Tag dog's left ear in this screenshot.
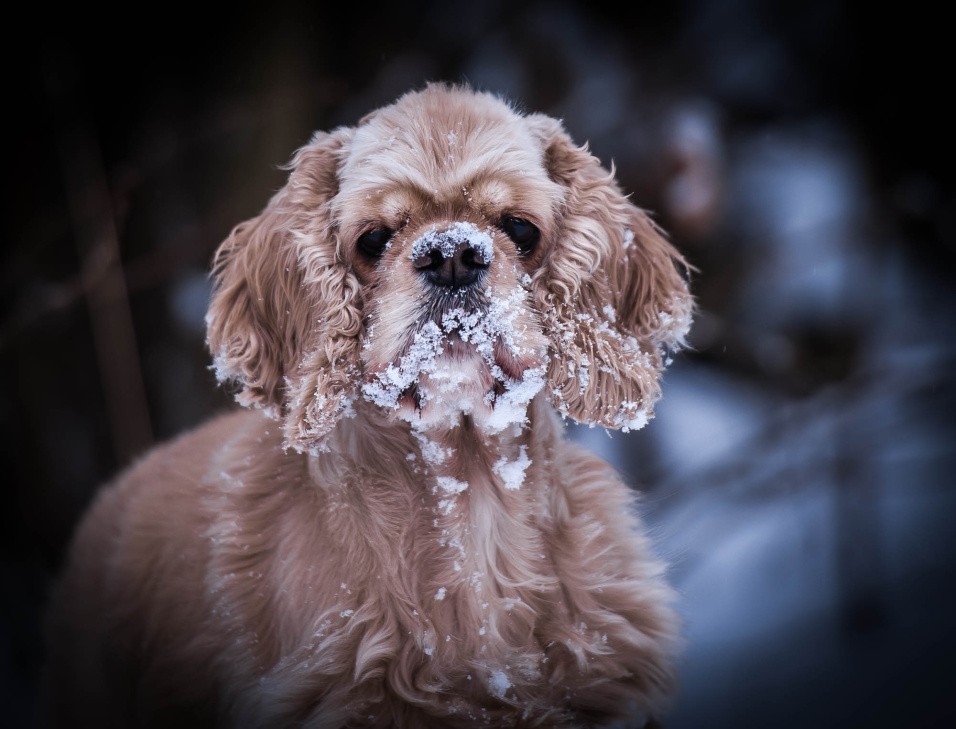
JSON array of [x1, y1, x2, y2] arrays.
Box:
[[206, 128, 365, 453], [526, 114, 694, 431]]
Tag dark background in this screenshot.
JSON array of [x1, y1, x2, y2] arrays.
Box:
[[3, 1, 954, 726]]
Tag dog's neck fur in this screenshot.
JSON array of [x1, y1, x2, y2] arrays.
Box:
[[299, 395, 563, 680], [308, 394, 560, 581]]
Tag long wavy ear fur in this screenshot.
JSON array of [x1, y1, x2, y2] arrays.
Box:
[[205, 128, 364, 452], [527, 114, 694, 430]]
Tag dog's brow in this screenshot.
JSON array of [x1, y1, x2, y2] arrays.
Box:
[[374, 181, 466, 211], [466, 177, 512, 208], [371, 173, 514, 215], [376, 177, 438, 206], [378, 189, 419, 218]]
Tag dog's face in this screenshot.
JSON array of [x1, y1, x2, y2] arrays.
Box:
[[207, 85, 693, 452]]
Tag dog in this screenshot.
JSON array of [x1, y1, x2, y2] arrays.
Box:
[[45, 83, 693, 728]]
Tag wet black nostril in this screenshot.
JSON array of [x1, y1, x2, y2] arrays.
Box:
[[416, 241, 488, 288], [440, 264, 481, 288], [460, 247, 481, 270]]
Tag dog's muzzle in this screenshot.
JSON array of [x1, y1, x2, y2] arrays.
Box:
[[410, 222, 493, 289]]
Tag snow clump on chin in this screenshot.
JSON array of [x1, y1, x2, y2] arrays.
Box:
[[360, 277, 546, 433]]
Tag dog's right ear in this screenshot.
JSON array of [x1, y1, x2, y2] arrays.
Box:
[[525, 114, 694, 432], [206, 128, 364, 451]]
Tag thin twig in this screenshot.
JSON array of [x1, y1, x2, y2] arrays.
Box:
[[46, 63, 153, 464]]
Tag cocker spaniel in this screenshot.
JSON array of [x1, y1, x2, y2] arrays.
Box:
[[46, 84, 694, 728]]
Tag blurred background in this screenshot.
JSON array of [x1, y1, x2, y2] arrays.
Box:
[[3, 1, 954, 726]]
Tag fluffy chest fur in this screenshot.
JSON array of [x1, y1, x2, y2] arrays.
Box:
[[196, 403, 673, 728]]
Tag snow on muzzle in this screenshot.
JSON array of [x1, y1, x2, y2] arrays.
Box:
[[410, 222, 494, 289]]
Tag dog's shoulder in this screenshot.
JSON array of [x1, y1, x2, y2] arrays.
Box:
[[67, 408, 284, 567], [111, 409, 274, 490]]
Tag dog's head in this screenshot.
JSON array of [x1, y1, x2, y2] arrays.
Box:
[[206, 84, 693, 452]]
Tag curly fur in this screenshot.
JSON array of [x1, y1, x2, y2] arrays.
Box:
[[46, 84, 693, 728]]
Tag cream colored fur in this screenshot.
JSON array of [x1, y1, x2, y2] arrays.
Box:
[[46, 84, 693, 728]]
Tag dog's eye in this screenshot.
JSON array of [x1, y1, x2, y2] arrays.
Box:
[[500, 216, 540, 255], [357, 228, 393, 259]]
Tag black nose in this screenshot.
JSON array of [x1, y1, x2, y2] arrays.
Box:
[[413, 240, 489, 288]]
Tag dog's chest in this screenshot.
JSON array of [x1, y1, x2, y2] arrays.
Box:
[[317, 579, 569, 723], [274, 505, 567, 715]]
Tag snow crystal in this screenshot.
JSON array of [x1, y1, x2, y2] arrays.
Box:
[[656, 298, 693, 348], [492, 445, 532, 490], [409, 222, 494, 265], [625, 411, 649, 432], [339, 609, 354, 618], [478, 626, 486, 636], [623, 228, 636, 250], [362, 320, 445, 411], [434, 476, 468, 515], [437, 476, 469, 495], [577, 354, 591, 392], [614, 405, 650, 433], [424, 647, 434, 656], [437, 498, 457, 516], [488, 670, 511, 698], [481, 363, 546, 433], [413, 428, 453, 465], [434, 587, 447, 601]]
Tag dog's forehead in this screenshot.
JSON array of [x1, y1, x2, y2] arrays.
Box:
[[337, 89, 548, 204]]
